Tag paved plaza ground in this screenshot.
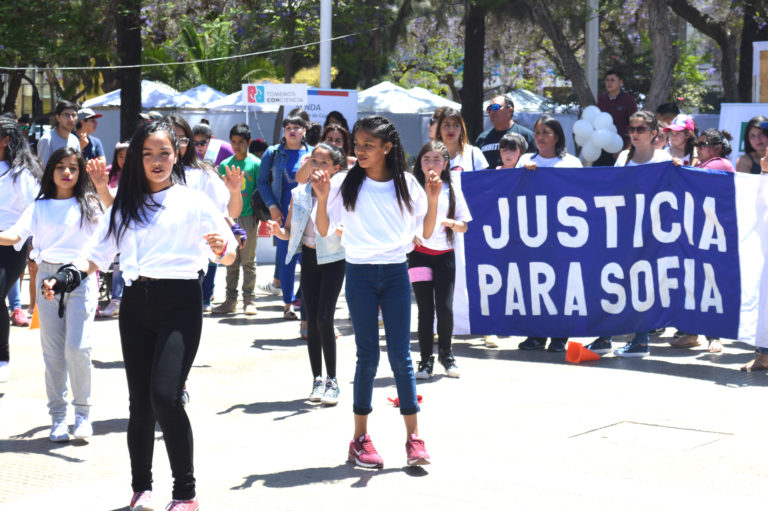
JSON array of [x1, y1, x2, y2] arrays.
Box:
[[2, 261, 768, 510]]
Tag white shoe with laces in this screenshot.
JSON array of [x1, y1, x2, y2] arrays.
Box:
[[309, 376, 325, 402], [73, 414, 93, 441], [100, 298, 121, 317], [49, 420, 70, 442]]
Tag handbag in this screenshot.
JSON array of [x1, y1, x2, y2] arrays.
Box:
[[251, 188, 271, 222]]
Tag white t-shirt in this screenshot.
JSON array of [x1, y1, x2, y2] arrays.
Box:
[[318, 172, 428, 264], [85, 185, 236, 285], [8, 197, 101, 263], [516, 152, 583, 168], [662, 146, 694, 166], [615, 149, 672, 167], [419, 181, 472, 251], [184, 166, 230, 215], [449, 145, 488, 172], [0, 162, 39, 231]]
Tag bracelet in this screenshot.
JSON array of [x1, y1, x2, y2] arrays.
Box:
[[215, 241, 228, 261]]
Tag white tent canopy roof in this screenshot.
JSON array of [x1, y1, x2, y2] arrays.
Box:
[[357, 81, 460, 114], [83, 80, 201, 109], [175, 85, 226, 108]]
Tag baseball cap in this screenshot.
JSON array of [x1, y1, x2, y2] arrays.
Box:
[[662, 114, 695, 132], [77, 108, 103, 121]]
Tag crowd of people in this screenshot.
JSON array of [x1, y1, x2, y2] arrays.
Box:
[[1, 69, 767, 510]]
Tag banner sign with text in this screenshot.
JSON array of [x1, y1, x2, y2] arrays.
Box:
[[457, 162, 767, 341], [242, 83, 308, 106]]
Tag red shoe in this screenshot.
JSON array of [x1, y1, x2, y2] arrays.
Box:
[[348, 434, 384, 468], [10, 308, 30, 327], [129, 490, 153, 510], [406, 434, 431, 466], [165, 497, 199, 511]]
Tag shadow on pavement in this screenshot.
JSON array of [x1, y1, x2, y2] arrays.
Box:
[[232, 463, 409, 489], [218, 398, 314, 421], [93, 359, 125, 370], [251, 337, 307, 350]]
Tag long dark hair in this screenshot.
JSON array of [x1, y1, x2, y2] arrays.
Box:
[[623, 110, 659, 165], [38, 147, 102, 226], [341, 116, 412, 214], [109, 141, 129, 183], [107, 121, 185, 244], [164, 114, 205, 171], [743, 115, 768, 154], [322, 123, 352, 158], [0, 117, 42, 182], [435, 108, 469, 155], [413, 141, 456, 245], [533, 115, 566, 158]]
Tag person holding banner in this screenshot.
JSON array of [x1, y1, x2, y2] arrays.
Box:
[[587, 110, 671, 358], [312, 115, 440, 468], [736, 116, 768, 174], [409, 141, 472, 379], [516, 115, 581, 353]]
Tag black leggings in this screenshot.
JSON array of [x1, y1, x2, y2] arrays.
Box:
[[0, 241, 29, 362], [119, 278, 202, 501], [408, 249, 456, 359], [300, 245, 345, 379]]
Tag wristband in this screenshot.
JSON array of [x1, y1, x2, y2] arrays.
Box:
[[215, 241, 229, 261], [230, 222, 247, 242]]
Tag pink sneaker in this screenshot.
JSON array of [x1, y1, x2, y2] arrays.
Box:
[[165, 497, 199, 511], [10, 308, 30, 327], [348, 434, 384, 468], [406, 434, 431, 466], [129, 490, 153, 510]]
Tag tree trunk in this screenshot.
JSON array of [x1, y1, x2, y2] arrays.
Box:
[[116, 0, 142, 141], [2, 71, 23, 114], [738, 0, 768, 101], [644, 0, 678, 111], [525, 0, 595, 107], [664, 0, 739, 101], [461, 1, 486, 143]]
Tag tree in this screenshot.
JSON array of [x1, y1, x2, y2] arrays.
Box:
[[116, 0, 142, 141], [462, 1, 487, 141], [644, 0, 679, 111]]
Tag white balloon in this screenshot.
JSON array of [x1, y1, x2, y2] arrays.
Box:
[[593, 112, 614, 129], [582, 105, 601, 123], [572, 119, 594, 138], [581, 141, 601, 162], [605, 133, 625, 154], [608, 124, 617, 133], [574, 132, 591, 146], [592, 128, 613, 150]]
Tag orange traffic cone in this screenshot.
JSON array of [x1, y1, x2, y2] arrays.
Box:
[[29, 305, 39, 330], [565, 341, 600, 363]]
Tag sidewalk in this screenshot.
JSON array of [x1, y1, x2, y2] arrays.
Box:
[[2, 263, 768, 510]]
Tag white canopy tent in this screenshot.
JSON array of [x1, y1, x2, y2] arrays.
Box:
[[174, 85, 226, 107]]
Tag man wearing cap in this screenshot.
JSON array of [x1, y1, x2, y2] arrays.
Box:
[[76, 108, 105, 161], [475, 94, 536, 168], [37, 100, 81, 167]]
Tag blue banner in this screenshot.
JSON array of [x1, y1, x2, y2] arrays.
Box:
[[461, 162, 741, 338]]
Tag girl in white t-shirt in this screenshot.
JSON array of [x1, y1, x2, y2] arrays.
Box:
[[586, 110, 671, 360], [42, 122, 236, 511], [409, 141, 472, 380], [0, 117, 41, 383], [436, 108, 488, 171], [0, 147, 103, 443], [312, 116, 441, 469]]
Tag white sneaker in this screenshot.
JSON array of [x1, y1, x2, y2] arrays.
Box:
[[101, 298, 121, 317], [0, 361, 9, 382], [73, 414, 93, 441], [258, 281, 281, 296], [484, 335, 499, 348], [50, 421, 70, 442], [309, 376, 325, 402]]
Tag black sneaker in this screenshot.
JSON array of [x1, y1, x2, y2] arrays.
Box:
[[547, 339, 568, 352], [518, 337, 547, 350], [438, 349, 460, 378], [649, 328, 666, 336], [415, 356, 434, 380], [585, 337, 612, 355]]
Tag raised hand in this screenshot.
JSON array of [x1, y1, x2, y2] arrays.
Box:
[[311, 169, 331, 200], [86, 157, 109, 189], [425, 170, 442, 200], [223, 165, 244, 193]]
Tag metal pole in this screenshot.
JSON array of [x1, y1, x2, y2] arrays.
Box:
[[320, 0, 332, 88], [585, 0, 599, 101]]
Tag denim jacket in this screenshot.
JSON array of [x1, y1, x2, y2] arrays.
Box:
[[256, 142, 311, 211], [286, 182, 345, 265]]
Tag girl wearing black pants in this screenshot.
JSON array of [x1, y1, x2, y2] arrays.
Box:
[[43, 121, 236, 511], [0, 117, 42, 382], [269, 143, 347, 405], [409, 141, 472, 380]]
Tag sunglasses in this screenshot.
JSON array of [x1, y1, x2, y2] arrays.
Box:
[[178, 137, 189, 146], [192, 139, 210, 147], [696, 141, 712, 147], [627, 126, 649, 134], [486, 104, 504, 113]]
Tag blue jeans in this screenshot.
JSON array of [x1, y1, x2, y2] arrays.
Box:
[[275, 238, 300, 304], [201, 262, 217, 306], [345, 262, 419, 416], [7, 278, 21, 310], [112, 268, 124, 300]]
